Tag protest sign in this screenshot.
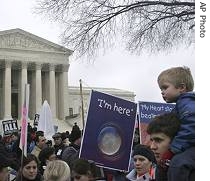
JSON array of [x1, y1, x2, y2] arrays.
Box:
[[80, 90, 137, 171], [138, 101, 175, 144], [2, 119, 18, 136], [33, 113, 39, 127]]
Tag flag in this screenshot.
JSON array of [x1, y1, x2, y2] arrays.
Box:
[[19, 84, 30, 156]]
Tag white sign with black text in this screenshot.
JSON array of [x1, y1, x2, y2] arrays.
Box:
[[2, 119, 19, 136]]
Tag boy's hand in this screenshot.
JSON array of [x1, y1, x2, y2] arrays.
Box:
[[160, 150, 174, 168]]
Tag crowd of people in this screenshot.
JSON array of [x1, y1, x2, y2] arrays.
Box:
[[0, 66, 195, 181]]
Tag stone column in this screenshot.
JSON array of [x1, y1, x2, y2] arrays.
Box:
[[59, 64, 69, 120], [20, 62, 28, 118], [49, 64, 56, 120], [35, 63, 42, 114], [4, 61, 12, 119]]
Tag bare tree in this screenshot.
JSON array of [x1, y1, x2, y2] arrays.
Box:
[[35, 0, 195, 59]]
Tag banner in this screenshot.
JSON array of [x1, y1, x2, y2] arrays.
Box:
[[2, 119, 18, 136], [19, 84, 30, 156], [80, 90, 137, 171], [138, 101, 175, 144]]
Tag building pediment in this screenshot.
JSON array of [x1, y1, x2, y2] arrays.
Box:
[[0, 28, 73, 55]]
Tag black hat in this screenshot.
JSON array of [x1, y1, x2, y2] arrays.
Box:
[[70, 127, 81, 143], [133, 144, 156, 163], [52, 132, 61, 139]]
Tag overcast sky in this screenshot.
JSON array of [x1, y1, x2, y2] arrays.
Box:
[[0, 0, 195, 102]]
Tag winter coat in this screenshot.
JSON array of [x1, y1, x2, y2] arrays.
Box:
[[61, 143, 80, 168], [171, 92, 195, 153], [126, 169, 155, 181]]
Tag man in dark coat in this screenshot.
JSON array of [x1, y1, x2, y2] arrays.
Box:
[[62, 123, 82, 168]]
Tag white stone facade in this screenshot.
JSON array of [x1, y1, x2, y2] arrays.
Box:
[[0, 28, 72, 121]]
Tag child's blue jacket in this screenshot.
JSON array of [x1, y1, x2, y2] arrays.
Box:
[[171, 92, 195, 153]]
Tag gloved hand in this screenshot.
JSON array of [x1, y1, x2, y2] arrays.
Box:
[[160, 150, 174, 168]]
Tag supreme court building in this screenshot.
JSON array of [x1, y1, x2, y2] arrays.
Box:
[[0, 29, 136, 132], [0, 28, 73, 121]]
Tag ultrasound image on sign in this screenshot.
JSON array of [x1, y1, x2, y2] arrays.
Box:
[[98, 125, 122, 156]]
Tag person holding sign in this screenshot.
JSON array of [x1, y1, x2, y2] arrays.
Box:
[[157, 66, 195, 181]]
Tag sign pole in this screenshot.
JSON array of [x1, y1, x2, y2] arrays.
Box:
[[79, 79, 85, 129]]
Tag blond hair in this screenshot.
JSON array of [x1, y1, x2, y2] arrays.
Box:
[[43, 160, 70, 181], [158, 66, 194, 91]]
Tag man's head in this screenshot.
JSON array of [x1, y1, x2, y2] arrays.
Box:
[[35, 134, 46, 149], [61, 132, 70, 146], [10, 131, 19, 142], [72, 158, 95, 181], [158, 66, 194, 103], [36, 130, 44, 137], [52, 133, 62, 146], [147, 113, 180, 162], [39, 147, 56, 165]]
